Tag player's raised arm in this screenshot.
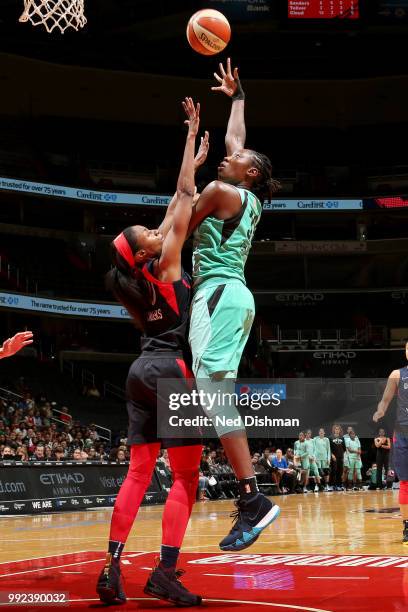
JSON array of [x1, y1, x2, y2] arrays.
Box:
[[212, 57, 246, 155], [158, 98, 201, 281], [373, 369, 400, 422], [157, 131, 209, 239]]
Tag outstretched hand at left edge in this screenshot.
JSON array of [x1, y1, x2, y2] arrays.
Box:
[[0, 331, 33, 359]]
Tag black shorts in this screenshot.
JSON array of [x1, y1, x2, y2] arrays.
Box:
[[126, 351, 201, 448]]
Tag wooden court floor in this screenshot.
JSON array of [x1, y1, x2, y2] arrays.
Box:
[[0, 490, 404, 562], [0, 491, 407, 611]]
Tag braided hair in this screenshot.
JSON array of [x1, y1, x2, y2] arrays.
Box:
[[105, 226, 149, 332], [248, 150, 281, 202]]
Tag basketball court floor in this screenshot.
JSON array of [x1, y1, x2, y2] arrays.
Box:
[[0, 491, 407, 610]]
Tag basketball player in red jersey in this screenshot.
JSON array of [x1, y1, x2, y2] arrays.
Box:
[[96, 98, 205, 607]]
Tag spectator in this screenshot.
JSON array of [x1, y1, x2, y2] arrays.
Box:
[[87, 447, 97, 461], [1, 445, 15, 460], [116, 449, 126, 462], [259, 448, 275, 474], [15, 445, 29, 461], [198, 472, 210, 501], [31, 445, 45, 461], [44, 446, 53, 460], [285, 448, 304, 493], [52, 446, 65, 462], [272, 448, 296, 494], [71, 448, 82, 461]]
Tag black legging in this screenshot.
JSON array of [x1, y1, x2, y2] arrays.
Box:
[[376, 447, 390, 488], [331, 457, 344, 487]]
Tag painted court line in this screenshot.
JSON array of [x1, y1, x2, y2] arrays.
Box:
[[205, 573, 254, 577], [0, 552, 148, 579], [0, 550, 89, 566], [0, 597, 333, 612], [308, 576, 369, 580]]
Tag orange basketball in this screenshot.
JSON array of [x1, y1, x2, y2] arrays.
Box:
[[186, 9, 231, 56]]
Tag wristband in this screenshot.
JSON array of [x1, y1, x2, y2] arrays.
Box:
[[232, 77, 245, 101]]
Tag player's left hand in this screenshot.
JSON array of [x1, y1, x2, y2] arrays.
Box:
[[194, 131, 210, 170], [212, 58, 239, 97], [1, 331, 33, 358], [182, 97, 200, 137]]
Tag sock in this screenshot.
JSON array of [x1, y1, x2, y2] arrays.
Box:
[[239, 476, 259, 500], [403, 520, 408, 531], [108, 540, 124, 563], [160, 544, 180, 569]]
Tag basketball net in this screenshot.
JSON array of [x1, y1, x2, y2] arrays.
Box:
[[19, 0, 87, 34]]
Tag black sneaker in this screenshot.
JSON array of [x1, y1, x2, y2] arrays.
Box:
[[96, 553, 126, 605], [219, 493, 280, 551], [144, 563, 202, 607], [403, 528, 408, 546]]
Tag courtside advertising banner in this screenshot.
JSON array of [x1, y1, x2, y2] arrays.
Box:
[[0, 463, 166, 514], [0, 292, 130, 320]]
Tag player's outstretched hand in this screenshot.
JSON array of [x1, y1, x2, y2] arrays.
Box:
[[194, 131, 210, 170], [0, 331, 33, 359], [212, 57, 239, 97], [182, 97, 200, 137]]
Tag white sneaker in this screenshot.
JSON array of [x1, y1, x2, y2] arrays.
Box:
[[314, 484, 319, 492]]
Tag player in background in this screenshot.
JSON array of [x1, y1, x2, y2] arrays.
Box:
[[294, 431, 311, 493], [0, 331, 33, 359], [373, 343, 408, 543], [305, 429, 322, 492], [314, 428, 331, 491], [344, 425, 362, 487], [96, 99, 204, 607], [344, 430, 362, 490], [184, 59, 281, 551]]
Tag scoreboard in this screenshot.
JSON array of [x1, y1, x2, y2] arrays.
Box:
[[288, 1, 359, 19]]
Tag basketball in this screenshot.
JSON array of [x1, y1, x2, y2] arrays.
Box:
[[186, 9, 231, 56]]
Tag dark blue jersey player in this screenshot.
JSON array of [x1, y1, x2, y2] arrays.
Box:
[[373, 340, 408, 545]]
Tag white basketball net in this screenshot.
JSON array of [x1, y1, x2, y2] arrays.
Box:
[[19, 0, 87, 34]]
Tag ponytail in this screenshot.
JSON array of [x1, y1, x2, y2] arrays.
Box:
[[249, 150, 281, 203], [106, 228, 149, 331]]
